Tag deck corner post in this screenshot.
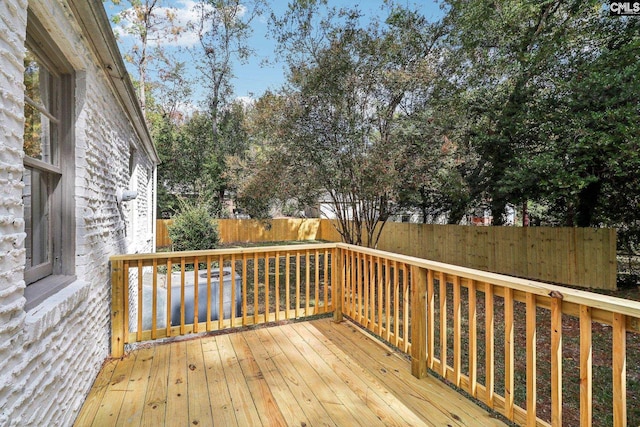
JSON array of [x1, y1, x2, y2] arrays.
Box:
[[333, 247, 344, 323], [111, 259, 126, 358], [410, 265, 428, 379]]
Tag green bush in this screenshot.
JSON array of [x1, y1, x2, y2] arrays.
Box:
[[168, 204, 220, 252]]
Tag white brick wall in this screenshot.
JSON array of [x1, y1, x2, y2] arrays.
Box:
[[0, 0, 156, 425]]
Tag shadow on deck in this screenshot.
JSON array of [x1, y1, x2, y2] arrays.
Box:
[[75, 318, 506, 426]]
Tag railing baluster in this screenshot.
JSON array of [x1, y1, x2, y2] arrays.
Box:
[[285, 252, 290, 320], [371, 256, 377, 330], [165, 259, 171, 337], [206, 256, 211, 331], [385, 258, 391, 342], [111, 259, 125, 358], [296, 252, 301, 318], [137, 259, 143, 342], [393, 260, 399, 348], [613, 313, 627, 427], [231, 254, 236, 327], [254, 253, 259, 324], [180, 257, 186, 335], [266, 253, 270, 321], [439, 271, 447, 378], [193, 256, 199, 333], [410, 265, 427, 379], [351, 250, 356, 318], [152, 259, 158, 340], [275, 251, 280, 321], [526, 292, 537, 426], [371, 256, 376, 331], [333, 247, 343, 322], [364, 254, 370, 327], [580, 305, 592, 427], [377, 257, 383, 336], [242, 253, 248, 326], [504, 287, 514, 421], [453, 275, 461, 388], [551, 296, 563, 427], [315, 250, 320, 314], [356, 252, 362, 324], [304, 249, 311, 316], [123, 260, 129, 344], [468, 279, 477, 398], [219, 255, 224, 329], [485, 282, 495, 409], [403, 264, 410, 353], [323, 249, 329, 313], [427, 269, 435, 371]]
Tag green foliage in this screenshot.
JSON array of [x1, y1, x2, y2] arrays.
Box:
[[111, 0, 639, 237], [253, 0, 452, 246], [168, 202, 220, 252], [442, 0, 640, 227]]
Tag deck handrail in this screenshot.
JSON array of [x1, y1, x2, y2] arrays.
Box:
[[110, 242, 640, 427], [335, 243, 640, 427], [110, 243, 338, 357], [336, 243, 640, 321]]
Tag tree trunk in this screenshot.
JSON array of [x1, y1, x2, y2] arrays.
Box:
[[576, 180, 601, 227]]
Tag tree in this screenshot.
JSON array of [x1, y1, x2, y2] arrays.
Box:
[[109, 0, 183, 117], [440, 0, 640, 227], [259, 1, 447, 246], [188, 0, 266, 210], [232, 91, 297, 219], [521, 16, 640, 227], [203, 101, 251, 215]]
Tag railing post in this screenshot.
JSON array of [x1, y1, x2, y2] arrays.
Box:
[[411, 265, 427, 378], [110, 259, 125, 358], [551, 296, 563, 427], [333, 247, 343, 323], [613, 313, 627, 427]]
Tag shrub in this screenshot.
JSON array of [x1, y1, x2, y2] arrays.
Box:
[[168, 204, 220, 252]]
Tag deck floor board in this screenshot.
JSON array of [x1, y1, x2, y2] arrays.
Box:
[[75, 318, 507, 427]]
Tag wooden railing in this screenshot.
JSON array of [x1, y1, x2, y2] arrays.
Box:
[[339, 244, 640, 427], [111, 242, 640, 426], [110, 243, 338, 357]]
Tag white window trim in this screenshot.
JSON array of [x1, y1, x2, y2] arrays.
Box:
[[23, 11, 76, 309]]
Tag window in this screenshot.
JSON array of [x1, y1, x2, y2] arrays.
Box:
[[22, 13, 75, 308], [23, 47, 59, 283]]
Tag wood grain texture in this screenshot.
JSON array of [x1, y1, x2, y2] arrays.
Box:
[[76, 319, 506, 427]]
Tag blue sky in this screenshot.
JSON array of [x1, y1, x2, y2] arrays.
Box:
[[105, 1, 444, 107]]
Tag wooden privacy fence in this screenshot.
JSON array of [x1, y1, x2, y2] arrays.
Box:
[[324, 220, 617, 290], [112, 242, 640, 426], [156, 218, 324, 248], [157, 219, 617, 290]]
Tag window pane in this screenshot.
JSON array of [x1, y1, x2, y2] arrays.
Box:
[[23, 167, 51, 270], [24, 103, 55, 161], [23, 49, 56, 163]]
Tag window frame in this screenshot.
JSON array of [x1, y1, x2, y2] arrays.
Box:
[[23, 11, 76, 309]]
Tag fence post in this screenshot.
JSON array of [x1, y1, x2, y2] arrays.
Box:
[[333, 247, 343, 323], [111, 259, 126, 358], [411, 265, 427, 378]]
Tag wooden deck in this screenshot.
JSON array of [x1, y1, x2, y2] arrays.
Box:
[[75, 318, 506, 426]]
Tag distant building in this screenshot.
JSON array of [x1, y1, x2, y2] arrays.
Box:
[[0, 1, 159, 425]]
